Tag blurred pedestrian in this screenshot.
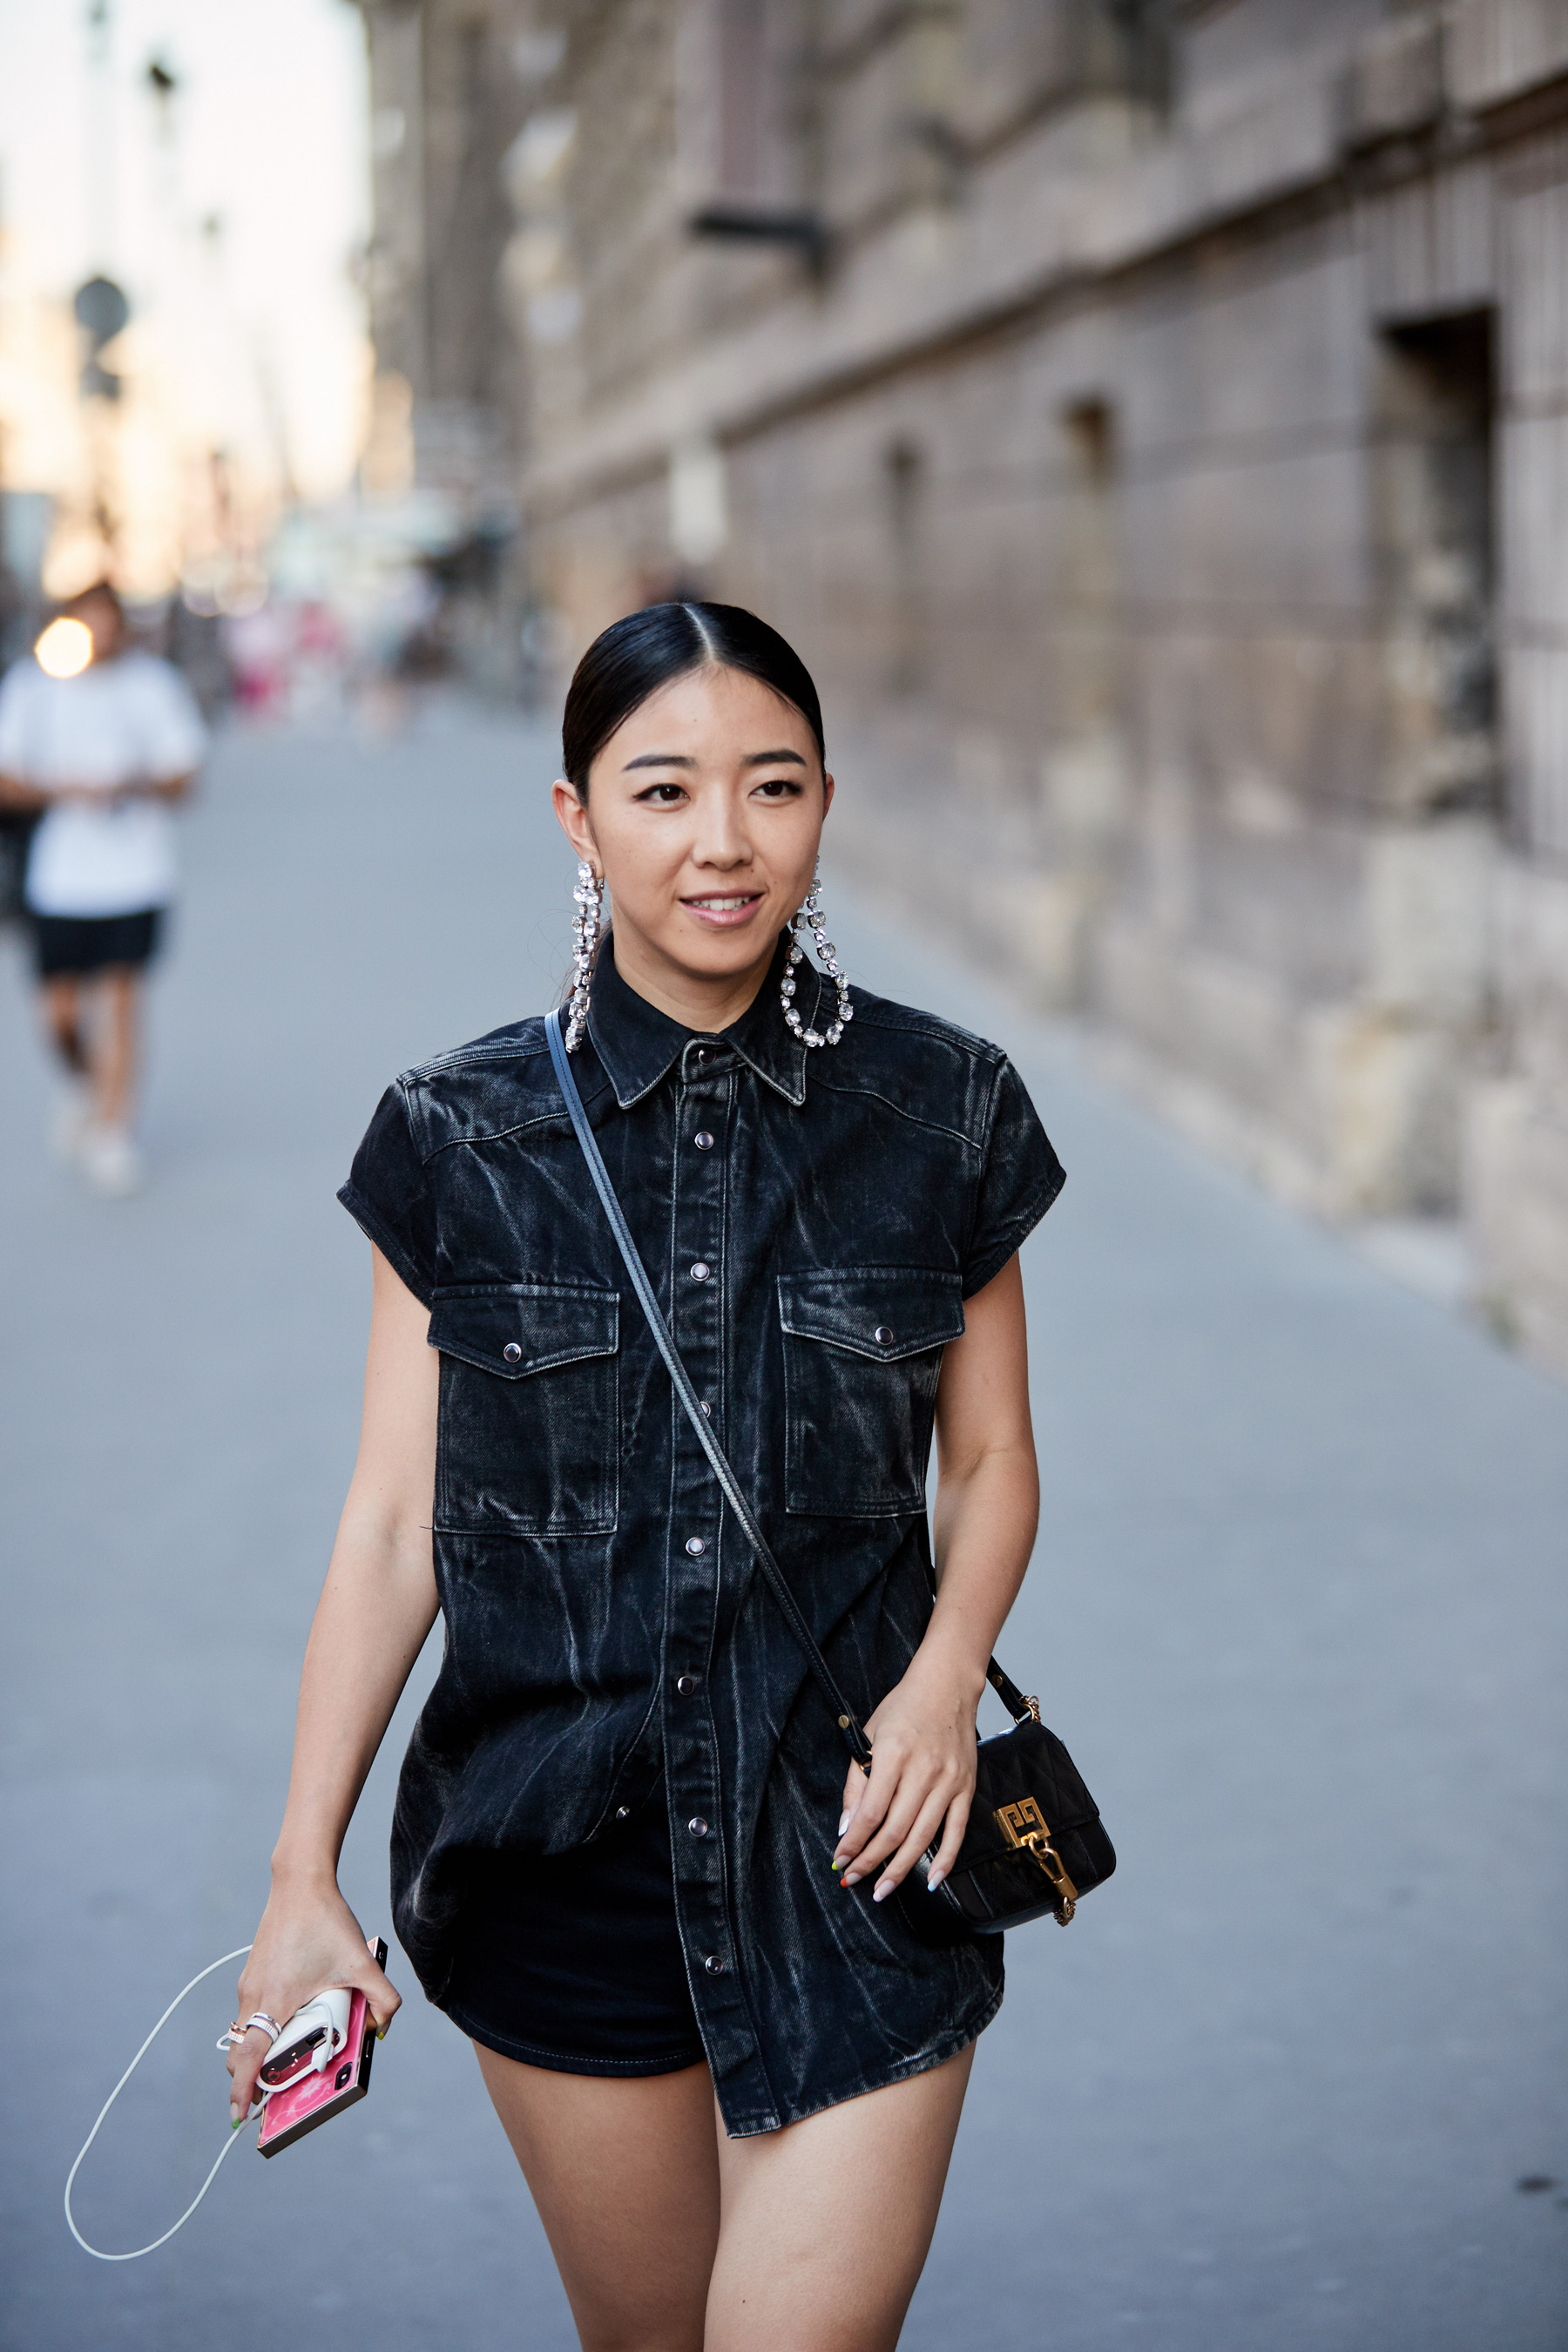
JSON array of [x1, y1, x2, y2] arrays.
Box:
[[0, 582, 206, 1194]]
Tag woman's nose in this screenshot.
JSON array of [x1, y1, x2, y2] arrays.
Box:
[[692, 812, 752, 868]]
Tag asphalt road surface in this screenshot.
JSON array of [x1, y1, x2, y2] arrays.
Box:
[[2, 708, 1565, 2352]]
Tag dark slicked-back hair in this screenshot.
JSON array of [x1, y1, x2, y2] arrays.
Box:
[[561, 602, 826, 793]]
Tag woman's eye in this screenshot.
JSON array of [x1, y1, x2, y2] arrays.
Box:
[[634, 781, 688, 805], [753, 776, 803, 800]]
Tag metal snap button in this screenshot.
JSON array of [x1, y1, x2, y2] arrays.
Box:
[[676, 1673, 698, 1696], [703, 1953, 727, 1974], [685, 1535, 706, 1556], [874, 1325, 894, 1346], [690, 1261, 711, 1281], [699, 1399, 712, 1416], [693, 1131, 714, 1150], [616, 1805, 631, 1820], [503, 1342, 524, 1362], [688, 1817, 710, 1838]]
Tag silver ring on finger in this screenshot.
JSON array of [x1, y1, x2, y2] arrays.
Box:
[[244, 2011, 283, 2040]]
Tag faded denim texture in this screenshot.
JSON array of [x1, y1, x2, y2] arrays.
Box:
[[339, 933, 1064, 2135]]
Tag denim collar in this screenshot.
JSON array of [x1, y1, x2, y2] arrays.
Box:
[[587, 929, 817, 1109]]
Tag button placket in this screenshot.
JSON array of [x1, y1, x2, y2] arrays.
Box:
[[663, 1062, 747, 2072]]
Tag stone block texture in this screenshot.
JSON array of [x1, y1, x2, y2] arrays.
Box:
[[360, 0, 1568, 1373]]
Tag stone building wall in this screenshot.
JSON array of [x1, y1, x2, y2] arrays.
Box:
[[468, 0, 1568, 1372], [356, 0, 546, 502]]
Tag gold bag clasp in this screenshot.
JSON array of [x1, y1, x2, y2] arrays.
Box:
[[995, 1797, 1078, 1924]]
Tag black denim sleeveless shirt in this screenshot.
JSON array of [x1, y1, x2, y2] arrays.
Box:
[[339, 935, 1064, 2137]]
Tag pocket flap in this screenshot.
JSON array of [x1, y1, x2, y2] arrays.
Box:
[[429, 1283, 618, 1380], [777, 1267, 964, 1362]]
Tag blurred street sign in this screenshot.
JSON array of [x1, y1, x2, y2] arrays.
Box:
[[73, 275, 130, 341], [73, 275, 131, 402]]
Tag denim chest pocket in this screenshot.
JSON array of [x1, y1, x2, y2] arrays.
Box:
[[778, 1267, 965, 1517], [429, 1282, 618, 1538]]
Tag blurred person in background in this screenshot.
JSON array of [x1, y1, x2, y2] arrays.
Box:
[[0, 581, 206, 1195]]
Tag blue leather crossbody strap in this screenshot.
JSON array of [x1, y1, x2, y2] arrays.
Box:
[[545, 1006, 875, 1771]]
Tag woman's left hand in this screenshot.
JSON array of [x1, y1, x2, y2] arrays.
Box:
[[831, 1638, 981, 1902]]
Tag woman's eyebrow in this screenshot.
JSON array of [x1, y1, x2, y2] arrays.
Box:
[[621, 746, 808, 771]]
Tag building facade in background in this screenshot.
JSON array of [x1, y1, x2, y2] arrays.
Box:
[[362, 0, 1568, 1375], [356, 0, 560, 684]]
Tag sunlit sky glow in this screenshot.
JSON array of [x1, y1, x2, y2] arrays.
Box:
[[0, 0, 370, 501]]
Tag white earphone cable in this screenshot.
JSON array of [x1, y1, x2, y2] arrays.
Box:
[[64, 1943, 253, 2261]]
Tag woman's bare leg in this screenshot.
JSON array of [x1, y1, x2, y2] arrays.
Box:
[[474, 2046, 720, 2352], [706, 2042, 977, 2352]]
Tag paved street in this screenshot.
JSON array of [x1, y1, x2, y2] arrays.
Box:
[[2, 709, 1565, 2352]]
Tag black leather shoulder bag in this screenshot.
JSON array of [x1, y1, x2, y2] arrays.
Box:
[[545, 1007, 1114, 1940]]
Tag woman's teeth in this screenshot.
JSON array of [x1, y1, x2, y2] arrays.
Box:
[[687, 896, 757, 909]]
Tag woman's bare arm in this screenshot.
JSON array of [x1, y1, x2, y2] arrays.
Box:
[[833, 1252, 1039, 1898], [226, 1243, 440, 2119]]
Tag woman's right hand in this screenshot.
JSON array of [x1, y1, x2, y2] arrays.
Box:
[[226, 1874, 401, 2125]]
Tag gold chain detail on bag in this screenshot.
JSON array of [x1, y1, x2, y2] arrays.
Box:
[[994, 1797, 1078, 1924]]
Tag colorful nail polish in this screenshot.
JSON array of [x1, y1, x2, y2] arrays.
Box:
[[838, 1811, 850, 1835]]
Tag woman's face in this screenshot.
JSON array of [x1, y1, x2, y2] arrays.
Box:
[[553, 662, 833, 993]]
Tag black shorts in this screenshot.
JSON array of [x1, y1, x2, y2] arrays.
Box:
[[32, 907, 163, 982], [441, 1781, 707, 2078]]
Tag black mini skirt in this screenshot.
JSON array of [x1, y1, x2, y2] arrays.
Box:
[[441, 1780, 707, 2078]]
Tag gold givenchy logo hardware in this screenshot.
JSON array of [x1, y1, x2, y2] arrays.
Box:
[[995, 1798, 1078, 1924]]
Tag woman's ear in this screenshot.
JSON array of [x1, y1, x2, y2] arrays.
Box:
[[551, 779, 598, 869], [821, 769, 835, 819]]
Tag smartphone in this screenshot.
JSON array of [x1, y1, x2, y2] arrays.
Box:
[[256, 1938, 387, 2159]]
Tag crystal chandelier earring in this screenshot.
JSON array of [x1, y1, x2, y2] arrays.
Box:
[[564, 862, 602, 1051], [781, 866, 853, 1049]]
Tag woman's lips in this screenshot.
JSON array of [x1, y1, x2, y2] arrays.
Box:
[[681, 892, 765, 929]]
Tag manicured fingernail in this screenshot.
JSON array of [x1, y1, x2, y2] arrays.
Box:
[[873, 1879, 892, 1903], [927, 1869, 945, 1892], [229, 2107, 242, 2127], [838, 1811, 850, 1835], [376, 2026, 387, 2040]]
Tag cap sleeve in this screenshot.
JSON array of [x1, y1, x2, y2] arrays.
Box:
[[963, 1058, 1064, 1298], [337, 1082, 437, 1307]]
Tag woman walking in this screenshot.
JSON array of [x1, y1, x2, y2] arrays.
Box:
[[228, 603, 1064, 2350]]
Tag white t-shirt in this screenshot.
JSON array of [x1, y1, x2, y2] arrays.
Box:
[[0, 649, 208, 917]]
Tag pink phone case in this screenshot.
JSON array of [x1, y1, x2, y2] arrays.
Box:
[[256, 1938, 386, 2159]]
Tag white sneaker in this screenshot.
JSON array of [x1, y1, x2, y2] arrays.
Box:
[[80, 1124, 145, 1197], [50, 1082, 92, 1164]]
